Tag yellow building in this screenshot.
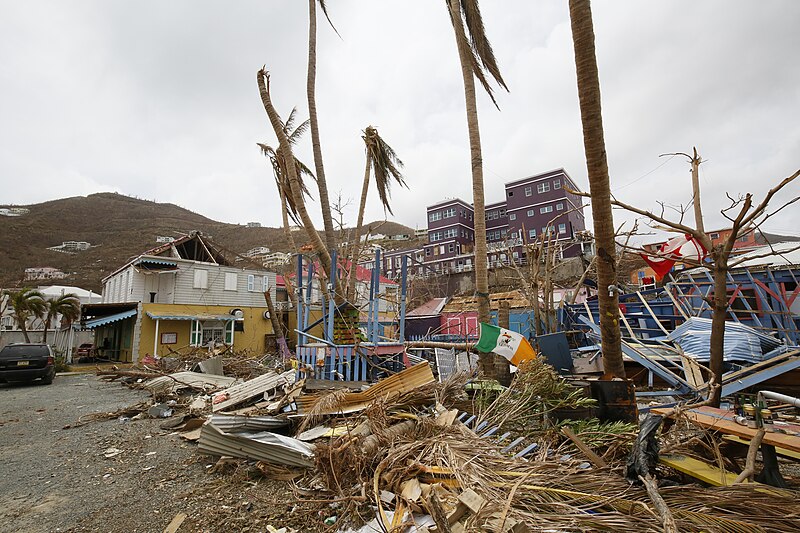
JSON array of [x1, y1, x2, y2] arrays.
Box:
[[81, 233, 277, 363]]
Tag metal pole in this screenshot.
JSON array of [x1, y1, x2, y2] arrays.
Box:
[[758, 390, 800, 408], [399, 254, 408, 343], [326, 250, 337, 343], [303, 262, 314, 347], [153, 319, 160, 357], [296, 254, 304, 346]]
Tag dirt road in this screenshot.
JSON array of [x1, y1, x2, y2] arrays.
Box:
[[0, 374, 309, 533]]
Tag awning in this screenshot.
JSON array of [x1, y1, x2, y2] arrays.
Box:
[[84, 309, 138, 329], [146, 312, 236, 321], [135, 258, 178, 269]]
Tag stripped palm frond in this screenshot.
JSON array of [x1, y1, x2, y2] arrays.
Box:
[[447, 0, 508, 107], [362, 125, 406, 215]]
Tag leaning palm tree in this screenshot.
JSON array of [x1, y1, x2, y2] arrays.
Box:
[[258, 68, 338, 293], [8, 288, 46, 343], [446, 0, 509, 379], [568, 0, 624, 378], [347, 126, 407, 301], [307, 0, 338, 252], [42, 293, 81, 344]]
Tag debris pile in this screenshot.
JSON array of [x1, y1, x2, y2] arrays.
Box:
[[91, 355, 800, 532]]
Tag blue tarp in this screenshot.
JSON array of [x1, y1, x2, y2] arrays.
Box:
[[666, 317, 784, 363]]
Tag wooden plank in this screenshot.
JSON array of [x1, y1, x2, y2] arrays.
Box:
[[652, 406, 800, 453], [722, 435, 800, 461], [561, 426, 607, 468], [163, 513, 187, 533], [659, 454, 746, 487]]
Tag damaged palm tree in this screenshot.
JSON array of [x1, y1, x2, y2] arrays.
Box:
[[257, 69, 338, 293], [446, 0, 509, 379], [346, 125, 407, 302]]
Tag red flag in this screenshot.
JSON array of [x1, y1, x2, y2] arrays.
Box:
[[641, 234, 706, 280]]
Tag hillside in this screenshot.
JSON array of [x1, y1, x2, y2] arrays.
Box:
[[0, 193, 416, 291]]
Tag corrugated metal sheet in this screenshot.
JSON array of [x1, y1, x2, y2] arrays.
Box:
[[733, 242, 800, 268], [296, 361, 435, 415], [666, 317, 784, 363], [209, 414, 288, 432], [212, 370, 295, 412], [198, 423, 314, 467], [143, 371, 238, 394]]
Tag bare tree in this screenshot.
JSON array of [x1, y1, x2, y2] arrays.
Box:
[[587, 168, 799, 405]]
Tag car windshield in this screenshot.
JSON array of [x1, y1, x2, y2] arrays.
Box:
[[0, 345, 49, 358]]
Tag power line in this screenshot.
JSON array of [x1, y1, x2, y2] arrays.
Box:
[[612, 154, 677, 192]]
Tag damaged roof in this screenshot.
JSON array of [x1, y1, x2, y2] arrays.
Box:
[[442, 290, 530, 313]]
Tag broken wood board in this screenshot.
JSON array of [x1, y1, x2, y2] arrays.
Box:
[[163, 512, 187, 533], [295, 362, 435, 416], [659, 454, 755, 487], [652, 406, 800, 453]]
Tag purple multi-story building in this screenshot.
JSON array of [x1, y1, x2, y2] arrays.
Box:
[[503, 168, 586, 259], [376, 169, 589, 279], [423, 199, 476, 274]]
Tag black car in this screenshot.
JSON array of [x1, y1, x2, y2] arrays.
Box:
[[0, 343, 56, 385]]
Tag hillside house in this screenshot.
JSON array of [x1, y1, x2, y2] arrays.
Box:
[[81, 232, 277, 363]]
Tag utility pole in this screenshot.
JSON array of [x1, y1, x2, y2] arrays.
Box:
[[690, 147, 704, 234], [661, 147, 705, 235]]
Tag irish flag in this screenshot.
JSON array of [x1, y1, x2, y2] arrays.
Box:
[[475, 323, 537, 366]]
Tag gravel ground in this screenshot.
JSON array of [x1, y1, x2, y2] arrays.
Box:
[[0, 374, 322, 533]]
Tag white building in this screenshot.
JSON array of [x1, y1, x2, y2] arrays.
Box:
[[24, 267, 67, 281]]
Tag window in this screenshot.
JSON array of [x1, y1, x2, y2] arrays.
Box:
[[444, 228, 458, 239], [528, 229, 536, 239], [556, 203, 564, 211], [443, 207, 456, 218], [262, 275, 269, 293], [527, 209, 534, 217], [428, 211, 442, 222], [448, 243, 455, 253], [425, 248, 431, 256], [499, 208, 506, 216], [537, 182, 551, 193], [430, 231, 441, 242], [524, 186, 532, 197], [247, 274, 255, 291], [507, 191, 514, 197], [553, 179, 561, 189], [540, 205, 553, 214], [558, 223, 567, 234], [709, 232, 720, 240], [224, 272, 237, 291], [501, 228, 507, 237], [191, 320, 233, 346], [487, 210, 498, 220], [193, 269, 208, 289], [509, 213, 516, 221], [440, 245, 445, 255]]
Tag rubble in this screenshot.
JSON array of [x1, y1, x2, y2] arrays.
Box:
[[87, 348, 800, 532]]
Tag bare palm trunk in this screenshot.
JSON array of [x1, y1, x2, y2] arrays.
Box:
[[42, 317, 50, 344], [307, 0, 336, 252], [278, 186, 297, 252], [20, 321, 30, 343], [347, 156, 372, 302], [448, 0, 497, 378], [259, 70, 333, 282], [569, 0, 624, 377]]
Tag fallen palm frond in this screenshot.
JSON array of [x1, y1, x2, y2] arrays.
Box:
[[67, 401, 151, 428]]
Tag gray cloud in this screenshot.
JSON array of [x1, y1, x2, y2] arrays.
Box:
[[1, 0, 797, 241]]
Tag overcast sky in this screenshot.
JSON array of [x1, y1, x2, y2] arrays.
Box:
[[1, 1, 798, 242]]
